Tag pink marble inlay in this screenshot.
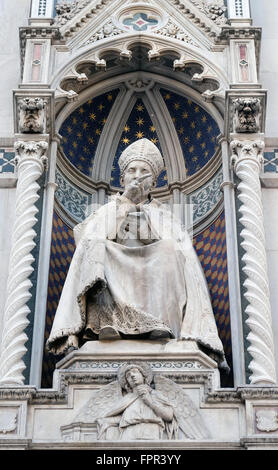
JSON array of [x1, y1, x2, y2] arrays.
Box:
[[31, 43, 42, 81], [239, 44, 249, 82], [239, 44, 247, 60]]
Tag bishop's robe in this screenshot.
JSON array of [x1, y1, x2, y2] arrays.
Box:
[[46, 195, 225, 363]]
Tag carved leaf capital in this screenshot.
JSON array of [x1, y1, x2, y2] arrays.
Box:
[[230, 139, 265, 172], [14, 141, 48, 170]]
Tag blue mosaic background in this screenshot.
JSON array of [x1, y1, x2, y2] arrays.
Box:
[[110, 97, 167, 188], [42, 210, 232, 388], [264, 149, 278, 173], [0, 149, 16, 173], [161, 89, 220, 176], [59, 89, 120, 175], [58, 88, 222, 186]]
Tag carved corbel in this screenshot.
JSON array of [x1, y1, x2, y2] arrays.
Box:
[[148, 46, 161, 61], [55, 86, 79, 102], [70, 67, 89, 83], [18, 97, 47, 134], [119, 48, 132, 61], [232, 97, 262, 133]]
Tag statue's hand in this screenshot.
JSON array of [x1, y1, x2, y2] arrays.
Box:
[[135, 384, 152, 404], [122, 174, 152, 204], [122, 180, 142, 203]]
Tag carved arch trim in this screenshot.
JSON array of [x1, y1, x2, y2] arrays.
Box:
[[52, 33, 229, 107], [55, 70, 224, 189]]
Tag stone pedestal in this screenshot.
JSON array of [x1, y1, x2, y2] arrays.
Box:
[[51, 340, 228, 444], [1, 340, 278, 449]]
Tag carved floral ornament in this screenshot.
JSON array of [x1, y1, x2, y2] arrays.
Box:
[[53, 0, 227, 41], [0, 410, 17, 434], [189, 0, 227, 26], [256, 409, 278, 433], [13, 140, 49, 173]]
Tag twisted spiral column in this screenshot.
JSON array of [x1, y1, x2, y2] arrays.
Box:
[[231, 139, 277, 385], [0, 140, 48, 385]]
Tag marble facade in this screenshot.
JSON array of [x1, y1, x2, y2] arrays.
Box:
[[1, 0, 278, 450]]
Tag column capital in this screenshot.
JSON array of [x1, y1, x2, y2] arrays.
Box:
[[14, 140, 48, 171], [230, 138, 265, 171]]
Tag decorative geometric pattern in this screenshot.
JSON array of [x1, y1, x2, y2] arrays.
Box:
[[41, 212, 75, 388], [110, 98, 168, 188], [42, 210, 232, 388], [0, 149, 16, 174], [160, 88, 220, 176], [55, 168, 223, 226], [263, 149, 278, 173], [55, 169, 91, 223], [59, 89, 120, 176], [122, 12, 159, 31], [190, 167, 223, 224], [193, 211, 232, 384]]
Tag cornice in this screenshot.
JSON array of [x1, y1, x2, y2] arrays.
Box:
[[2, 382, 278, 406]]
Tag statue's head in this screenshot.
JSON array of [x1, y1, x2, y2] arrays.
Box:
[[118, 138, 164, 191], [118, 362, 153, 392]]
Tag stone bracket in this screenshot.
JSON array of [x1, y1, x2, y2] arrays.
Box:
[[13, 89, 55, 138], [225, 89, 267, 138]]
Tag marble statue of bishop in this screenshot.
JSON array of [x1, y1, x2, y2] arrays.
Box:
[[46, 139, 226, 369]]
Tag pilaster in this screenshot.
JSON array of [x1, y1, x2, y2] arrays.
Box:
[[0, 139, 48, 385], [226, 87, 277, 385]]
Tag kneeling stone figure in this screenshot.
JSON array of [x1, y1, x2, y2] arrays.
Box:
[[71, 362, 210, 441]]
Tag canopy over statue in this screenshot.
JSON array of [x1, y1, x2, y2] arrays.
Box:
[[46, 139, 226, 367]]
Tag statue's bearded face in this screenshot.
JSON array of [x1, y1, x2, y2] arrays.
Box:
[[122, 159, 154, 196], [125, 367, 145, 389]]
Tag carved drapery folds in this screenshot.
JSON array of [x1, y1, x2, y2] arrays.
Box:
[[18, 97, 46, 133], [231, 139, 277, 385], [0, 141, 48, 386]]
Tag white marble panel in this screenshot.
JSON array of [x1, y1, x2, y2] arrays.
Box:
[[262, 188, 278, 377], [31, 386, 241, 442], [250, 0, 278, 137], [0, 188, 16, 341], [262, 189, 278, 251], [266, 251, 278, 380], [0, 0, 30, 137]]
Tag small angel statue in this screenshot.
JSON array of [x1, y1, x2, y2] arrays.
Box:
[[72, 362, 210, 441]]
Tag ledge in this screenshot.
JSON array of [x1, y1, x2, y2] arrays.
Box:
[[0, 173, 17, 188]]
